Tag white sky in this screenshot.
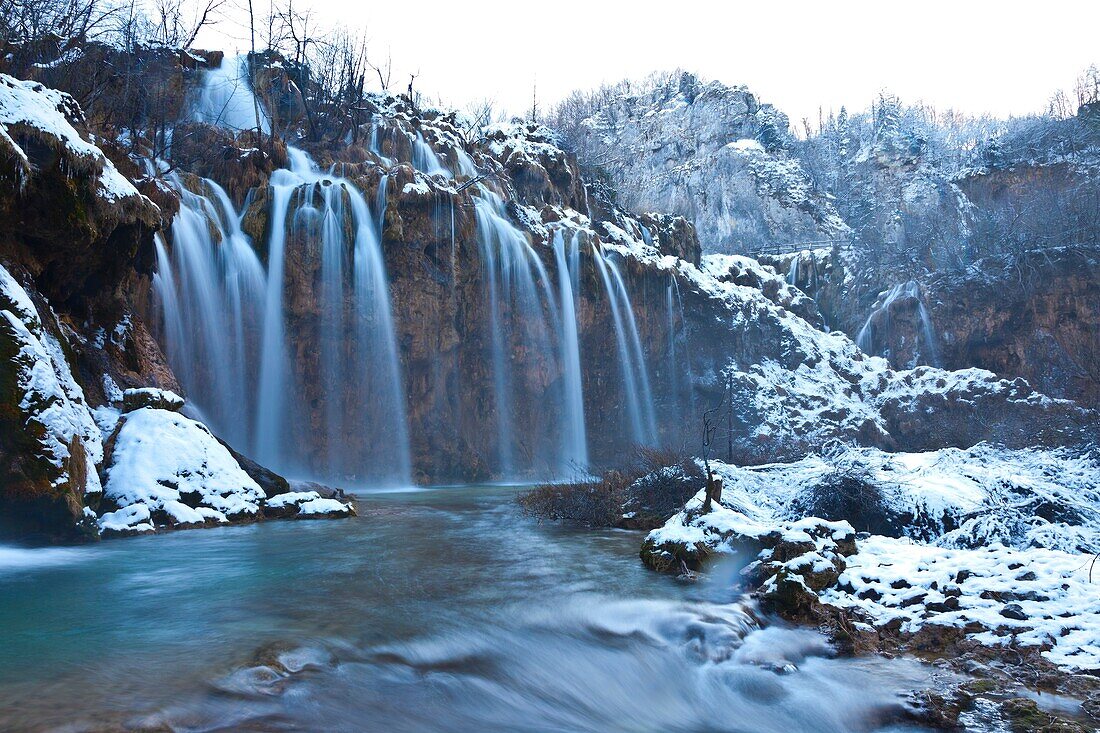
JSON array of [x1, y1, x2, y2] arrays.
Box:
[[200, 0, 1100, 124]]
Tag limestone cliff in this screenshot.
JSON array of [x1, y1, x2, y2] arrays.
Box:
[[560, 72, 848, 254]]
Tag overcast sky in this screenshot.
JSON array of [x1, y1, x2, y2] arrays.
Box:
[[200, 0, 1099, 124]]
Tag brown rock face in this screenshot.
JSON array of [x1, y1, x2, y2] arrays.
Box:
[[927, 247, 1100, 408], [171, 123, 288, 205], [839, 247, 1100, 409]]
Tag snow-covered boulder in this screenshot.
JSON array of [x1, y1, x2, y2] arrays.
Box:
[[99, 407, 265, 535], [121, 386, 184, 412], [97, 406, 356, 536], [0, 264, 102, 540], [263, 490, 355, 519]]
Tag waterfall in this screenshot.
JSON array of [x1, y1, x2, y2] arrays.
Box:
[[670, 274, 696, 420], [787, 252, 802, 285], [856, 280, 941, 368], [449, 197, 457, 279], [376, 174, 389, 234], [368, 119, 395, 167], [553, 230, 587, 472], [153, 177, 265, 452], [474, 187, 563, 478], [156, 148, 411, 486], [412, 132, 451, 177], [593, 246, 657, 446], [191, 54, 270, 133], [665, 276, 681, 419], [453, 147, 479, 178]]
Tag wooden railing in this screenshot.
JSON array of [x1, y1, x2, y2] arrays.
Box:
[[738, 239, 849, 258]]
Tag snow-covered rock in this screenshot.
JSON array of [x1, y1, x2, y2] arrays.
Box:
[[99, 407, 266, 535], [0, 74, 139, 200], [0, 74, 159, 310], [263, 490, 355, 519], [825, 536, 1100, 672], [121, 386, 184, 412], [642, 444, 1100, 670], [97, 406, 356, 536], [0, 263, 102, 539]]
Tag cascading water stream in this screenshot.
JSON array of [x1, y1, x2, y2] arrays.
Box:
[[412, 132, 451, 178], [787, 252, 802, 286], [153, 176, 266, 450], [552, 230, 588, 471], [157, 146, 411, 485], [375, 174, 389, 233], [669, 274, 696, 420], [855, 280, 941, 368], [368, 119, 395, 167], [593, 246, 658, 446], [474, 186, 565, 478], [191, 54, 271, 133], [665, 274, 690, 421]]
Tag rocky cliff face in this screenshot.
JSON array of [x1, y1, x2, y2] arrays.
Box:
[[870, 247, 1099, 408], [0, 74, 160, 540], [766, 241, 1100, 410], [562, 72, 848, 254]]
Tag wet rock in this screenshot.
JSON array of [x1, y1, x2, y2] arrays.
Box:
[[218, 438, 291, 498], [1001, 604, 1029, 621], [1001, 697, 1091, 733], [760, 570, 823, 619], [899, 592, 927, 608], [926, 597, 961, 613]]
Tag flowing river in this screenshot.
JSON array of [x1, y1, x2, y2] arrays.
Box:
[[0, 486, 951, 732]]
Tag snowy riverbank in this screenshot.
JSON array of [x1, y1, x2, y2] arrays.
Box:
[[641, 444, 1100, 674]]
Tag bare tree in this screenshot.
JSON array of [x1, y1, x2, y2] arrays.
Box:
[[1076, 64, 1100, 108], [366, 45, 392, 92], [699, 400, 724, 513], [146, 0, 224, 48]]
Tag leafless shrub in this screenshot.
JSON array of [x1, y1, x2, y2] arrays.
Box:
[[517, 445, 702, 528]]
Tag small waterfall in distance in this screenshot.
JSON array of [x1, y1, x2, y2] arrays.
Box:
[[191, 54, 271, 133], [856, 280, 941, 368]]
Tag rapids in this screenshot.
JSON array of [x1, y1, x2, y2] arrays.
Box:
[[0, 486, 949, 732]]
